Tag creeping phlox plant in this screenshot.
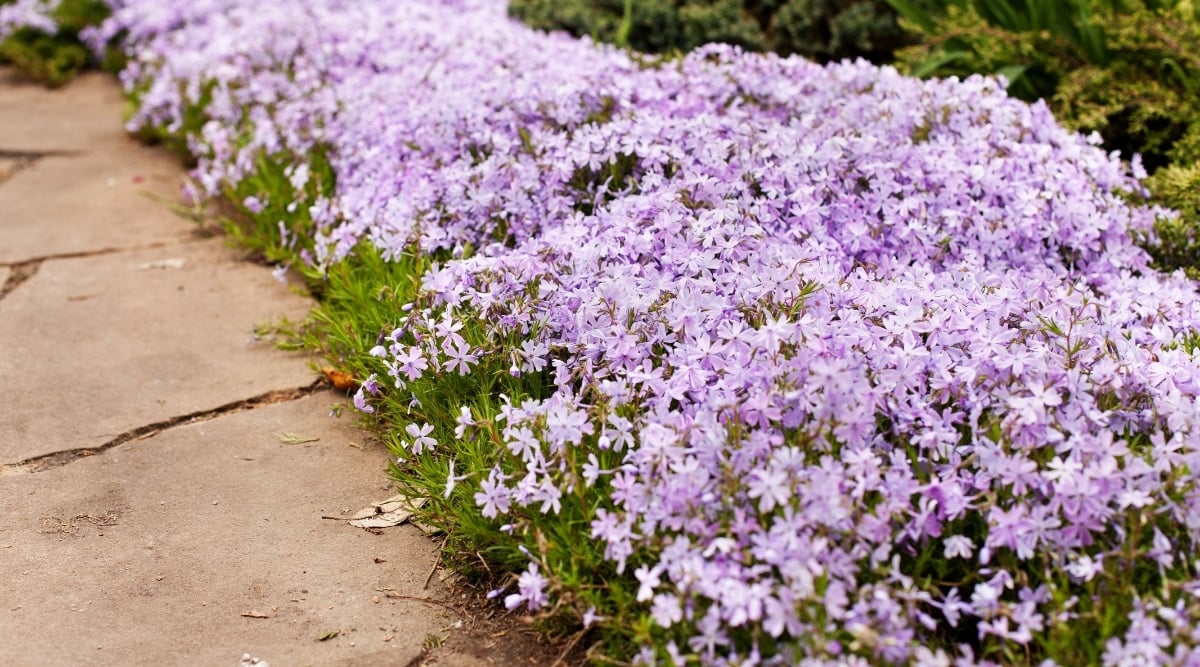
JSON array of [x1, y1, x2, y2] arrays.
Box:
[[0, 0, 58, 35], [27, 0, 1200, 663]]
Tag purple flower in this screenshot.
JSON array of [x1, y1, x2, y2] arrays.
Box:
[[474, 468, 511, 518], [404, 422, 437, 454], [352, 385, 374, 414], [442, 338, 478, 375], [392, 345, 428, 381], [650, 593, 683, 628], [634, 563, 662, 603], [242, 195, 265, 213], [505, 563, 549, 611], [943, 535, 974, 560]]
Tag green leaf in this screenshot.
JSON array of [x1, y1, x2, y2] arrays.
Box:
[[883, 0, 938, 32], [978, 0, 1024, 31], [1160, 57, 1195, 94], [1073, 0, 1108, 64], [994, 63, 1030, 88], [912, 49, 973, 78], [614, 0, 634, 48]]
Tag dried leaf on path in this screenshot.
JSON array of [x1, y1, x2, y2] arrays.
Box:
[[134, 258, 187, 270], [321, 367, 357, 390], [277, 432, 320, 445], [347, 494, 428, 529]]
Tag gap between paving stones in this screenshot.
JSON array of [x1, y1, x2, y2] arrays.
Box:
[[0, 149, 82, 159], [0, 156, 35, 183], [0, 237, 206, 302], [0, 378, 326, 475], [0, 149, 81, 183], [0, 260, 39, 302]]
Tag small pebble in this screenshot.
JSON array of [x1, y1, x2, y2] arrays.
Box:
[[212, 500, 219, 506]]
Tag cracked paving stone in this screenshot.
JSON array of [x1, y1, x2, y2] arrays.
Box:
[[0, 261, 38, 304], [0, 392, 437, 667], [0, 239, 316, 463], [0, 155, 28, 182], [0, 145, 195, 265], [5, 382, 322, 475], [0, 69, 130, 152]]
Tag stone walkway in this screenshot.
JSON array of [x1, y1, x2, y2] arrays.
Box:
[[0, 70, 559, 665]]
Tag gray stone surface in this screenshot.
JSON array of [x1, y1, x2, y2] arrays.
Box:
[[0, 393, 441, 666], [0, 239, 314, 463], [0, 146, 194, 264], [0, 69, 130, 152], [0, 155, 24, 182]]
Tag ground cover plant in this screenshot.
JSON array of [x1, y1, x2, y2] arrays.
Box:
[[9, 0, 1200, 664], [885, 0, 1200, 279]]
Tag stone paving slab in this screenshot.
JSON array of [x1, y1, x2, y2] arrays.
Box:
[[0, 145, 194, 265], [0, 155, 25, 182], [0, 238, 315, 463], [0, 69, 131, 152], [0, 392, 447, 666]]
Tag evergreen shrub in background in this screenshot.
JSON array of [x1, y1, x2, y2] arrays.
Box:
[[888, 0, 1200, 277], [0, 0, 110, 86], [507, 0, 923, 63]]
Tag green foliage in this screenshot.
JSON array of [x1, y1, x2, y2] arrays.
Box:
[[0, 0, 111, 86], [295, 241, 645, 658], [1052, 8, 1200, 171], [0, 28, 90, 85], [887, 0, 1109, 102], [771, 0, 925, 62], [888, 0, 1200, 277], [221, 146, 337, 265], [507, 0, 923, 63], [1143, 162, 1200, 279]]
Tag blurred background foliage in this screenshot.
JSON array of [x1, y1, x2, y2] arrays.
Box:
[[885, 0, 1200, 276], [506, 0, 929, 63], [0, 0, 110, 86]]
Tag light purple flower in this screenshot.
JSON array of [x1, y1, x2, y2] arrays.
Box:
[[405, 422, 437, 454]]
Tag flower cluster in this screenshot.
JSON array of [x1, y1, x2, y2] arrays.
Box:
[[0, 0, 60, 37], [54, 0, 1200, 663]]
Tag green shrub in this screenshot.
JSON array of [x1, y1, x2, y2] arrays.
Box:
[[0, 0, 111, 86], [1144, 163, 1200, 279], [888, 0, 1200, 277], [507, 0, 923, 63]]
